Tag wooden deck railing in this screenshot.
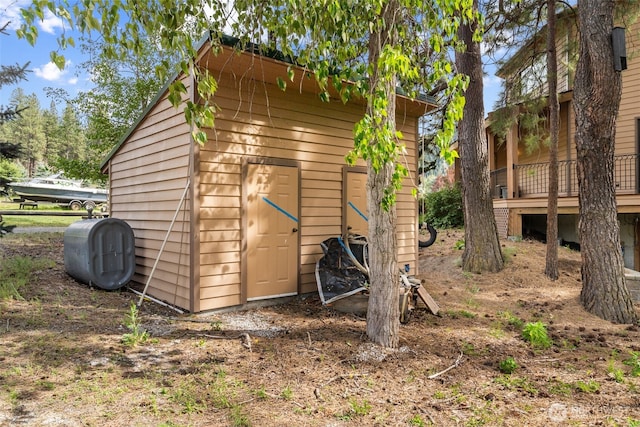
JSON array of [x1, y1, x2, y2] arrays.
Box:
[[491, 153, 639, 199]]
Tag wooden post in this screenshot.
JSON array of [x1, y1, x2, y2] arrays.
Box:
[[506, 123, 519, 199]]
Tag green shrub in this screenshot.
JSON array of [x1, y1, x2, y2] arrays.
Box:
[[121, 303, 149, 346], [420, 183, 463, 229], [522, 321, 552, 349], [499, 357, 518, 374]]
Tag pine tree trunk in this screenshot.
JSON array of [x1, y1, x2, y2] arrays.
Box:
[[545, 0, 559, 280], [574, 0, 637, 323], [365, 0, 400, 348], [456, 0, 504, 274]]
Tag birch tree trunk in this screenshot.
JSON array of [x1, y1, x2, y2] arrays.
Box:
[[366, 0, 400, 348]]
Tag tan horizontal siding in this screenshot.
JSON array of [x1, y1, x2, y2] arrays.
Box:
[[110, 75, 193, 312], [200, 294, 242, 311], [198, 66, 419, 306]]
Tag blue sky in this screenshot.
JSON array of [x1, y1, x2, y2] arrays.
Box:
[[0, 0, 503, 114], [0, 0, 94, 108]]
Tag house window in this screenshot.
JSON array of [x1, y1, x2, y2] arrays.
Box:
[[519, 54, 547, 98]]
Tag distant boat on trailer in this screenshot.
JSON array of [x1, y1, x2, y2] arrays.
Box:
[[7, 174, 108, 210]]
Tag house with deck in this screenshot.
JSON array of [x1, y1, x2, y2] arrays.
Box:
[[100, 37, 434, 313], [486, 7, 640, 269]]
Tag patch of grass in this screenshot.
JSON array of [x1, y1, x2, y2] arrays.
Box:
[[446, 310, 477, 319], [348, 398, 371, 416], [548, 379, 573, 396], [209, 369, 237, 409], [497, 310, 524, 331], [280, 385, 293, 401], [409, 414, 427, 426], [489, 323, 505, 339], [624, 351, 640, 377], [433, 390, 447, 399], [574, 380, 600, 393], [2, 215, 81, 228], [454, 239, 465, 250], [502, 246, 517, 263], [462, 342, 478, 356], [466, 402, 503, 426], [229, 404, 251, 427], [494, 375, 538, 395], [522, 321, 552, 349], [608, 359, 625, 383], [466, 284, 480, 294], [464, 297, 479, 309], [0, 256, 55, 299], [498, 357, 518, 374], [121, 303, 149, 346], [254, 386, 268, 400], [210, 320, 223, 331], [171, 386, 206, 414]]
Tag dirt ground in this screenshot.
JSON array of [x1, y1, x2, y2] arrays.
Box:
[[1, 230, 640, 427]]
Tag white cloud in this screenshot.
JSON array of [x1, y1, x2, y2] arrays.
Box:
[[38, 9, 65, 34], [33, 60, 71, 81], [0, 0, 30, 30], [68, 77, 78, 85], [0, 1, 65, 33]]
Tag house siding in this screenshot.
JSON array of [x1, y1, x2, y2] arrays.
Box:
[[105, 45, 427, 313], [108, 74, 194, 310], [197, 67, 419, 311]]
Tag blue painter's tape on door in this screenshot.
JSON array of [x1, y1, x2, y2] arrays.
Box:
[[262, 197, 299, 223]]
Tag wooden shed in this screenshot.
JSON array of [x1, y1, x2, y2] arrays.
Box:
[[101, 39, 435, 313]]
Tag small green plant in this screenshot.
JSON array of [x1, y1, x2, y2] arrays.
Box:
[[608, 360, 625, 383], [280, 386, 293, 400], [433, 390, 446, 399], [522, 321, 552, 349], [210, 320, 223, 331], [499, 357, 518, 374], [462, 341, 477, 356], [624, 351, 640, 376], [409, 414, 427, 426], [229, 404, 251, 427], [497, 311, 524, 330], [574, 380, 600, 393], [348, 398, 371, 416], [489, 322, 505, 339], [254, 386, 268, 400], [494, 375, 538, 395], [454, 239, 465, 250], [121, 302, 149, 346], [627, 418, 640, 427], [548, 379, 573, 396]]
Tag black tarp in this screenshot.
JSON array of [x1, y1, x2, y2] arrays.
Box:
[[315, 236, 369, 304]]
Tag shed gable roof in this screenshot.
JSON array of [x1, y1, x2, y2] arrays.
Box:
[[101, 36, 436, 170]]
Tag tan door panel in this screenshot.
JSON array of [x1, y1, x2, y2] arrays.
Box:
[[246, 164, 299, 300], [345, 171, 368, 236]]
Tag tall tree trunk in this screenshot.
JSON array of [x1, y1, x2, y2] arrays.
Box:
[[545, 0, 559, 280], [574, 0, 637, 323], [456, 0, 504, 273], [366, 0, 400, 348]]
